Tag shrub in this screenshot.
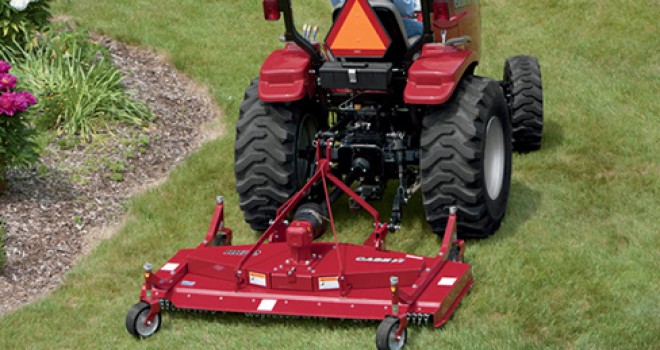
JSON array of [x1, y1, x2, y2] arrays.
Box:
[[0, 60, 39, 182], [0, 219, 5, 271], [0, 0, 52, 50], [2, 23, 153, 137]]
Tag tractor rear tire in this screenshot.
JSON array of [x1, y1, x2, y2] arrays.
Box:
[[421, 76, 512, 238], [504, 55, 543, 152], [234, 78, 321, 231]]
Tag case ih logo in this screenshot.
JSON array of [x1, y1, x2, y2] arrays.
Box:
[[223, 249, 261, 256], [356, 257, 406, 263]]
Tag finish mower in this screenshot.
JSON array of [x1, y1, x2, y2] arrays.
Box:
[[126, 0, 543, 349]]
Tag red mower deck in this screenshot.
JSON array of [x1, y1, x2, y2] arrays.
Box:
[[126, 143, 473, 348]]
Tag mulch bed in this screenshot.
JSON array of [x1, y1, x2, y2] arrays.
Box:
[[0, 35, 223, 314]]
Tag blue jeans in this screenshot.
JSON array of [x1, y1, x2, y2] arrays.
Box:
[[402, 18, 423, 37]]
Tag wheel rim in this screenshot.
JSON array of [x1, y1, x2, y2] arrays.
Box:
[[135, 308, 159, 337], [296, 114, 318, 185], [388, 328, 407, 350], [484, 116, 505, 200]]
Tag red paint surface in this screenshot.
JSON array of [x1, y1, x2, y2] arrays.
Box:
[[259, 44, 313, 102], [404, 44, 477, 104]]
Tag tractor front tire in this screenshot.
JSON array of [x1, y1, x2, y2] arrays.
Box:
[[504, 55, 543, 152], [421, 76, 512, 238], [235, 78, 321, 231]]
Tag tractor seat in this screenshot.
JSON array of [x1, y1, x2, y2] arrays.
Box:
[[331, 0, 415, 65]]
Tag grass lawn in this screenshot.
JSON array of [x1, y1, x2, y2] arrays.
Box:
[[1, 0, 658, 349]]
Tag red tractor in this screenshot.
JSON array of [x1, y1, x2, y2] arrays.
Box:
[[235, 0, 543, 238], [125, 1, 543, 349]]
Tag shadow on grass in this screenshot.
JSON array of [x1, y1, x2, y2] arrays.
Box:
[[488, 179, 541, 242], [169, 310, 378, 330], [539, 119, 564, 153]]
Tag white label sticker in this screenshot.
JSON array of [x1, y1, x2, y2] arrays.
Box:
[[249, 272, 267, 287], [438, 277, 457, 286], [161, 263, 179, 272], [257, 299, 277, 311], [318, 276, 340, 290]]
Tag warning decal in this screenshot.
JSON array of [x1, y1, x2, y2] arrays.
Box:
[[160, 263, 179, 272], [249, 272, 267, 287], [438, 277, 457, 286], [326, 0, 391, 57], [318, 276, 340, 290], [257, 299, 277, 311]]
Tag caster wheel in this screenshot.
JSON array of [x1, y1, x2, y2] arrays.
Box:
[[376, 316, 407, 350], [126, 302, 161, 338]]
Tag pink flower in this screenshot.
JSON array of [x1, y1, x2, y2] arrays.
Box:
[[0, 92, 17, 116], [13, 91, 37, 112], [21, 91, 37, 105], [0, 61, 11, 74], [0, 74, 17, 91]]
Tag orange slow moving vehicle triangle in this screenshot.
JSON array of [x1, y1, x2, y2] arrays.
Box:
[[326, 0, 391, 57]]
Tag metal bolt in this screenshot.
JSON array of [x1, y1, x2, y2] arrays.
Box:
[[216, 196, 224, 204]]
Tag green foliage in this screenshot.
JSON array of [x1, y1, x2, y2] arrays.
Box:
[[0, 109, 38, 177], [0, 0, 52, 50], [0, 219, 5, 271], [0, 66, 39, 179], [3, 23, 154, 138]]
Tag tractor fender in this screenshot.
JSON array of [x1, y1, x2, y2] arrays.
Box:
[[259, 44, 315, 102], [404, 44, 478, 105]]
